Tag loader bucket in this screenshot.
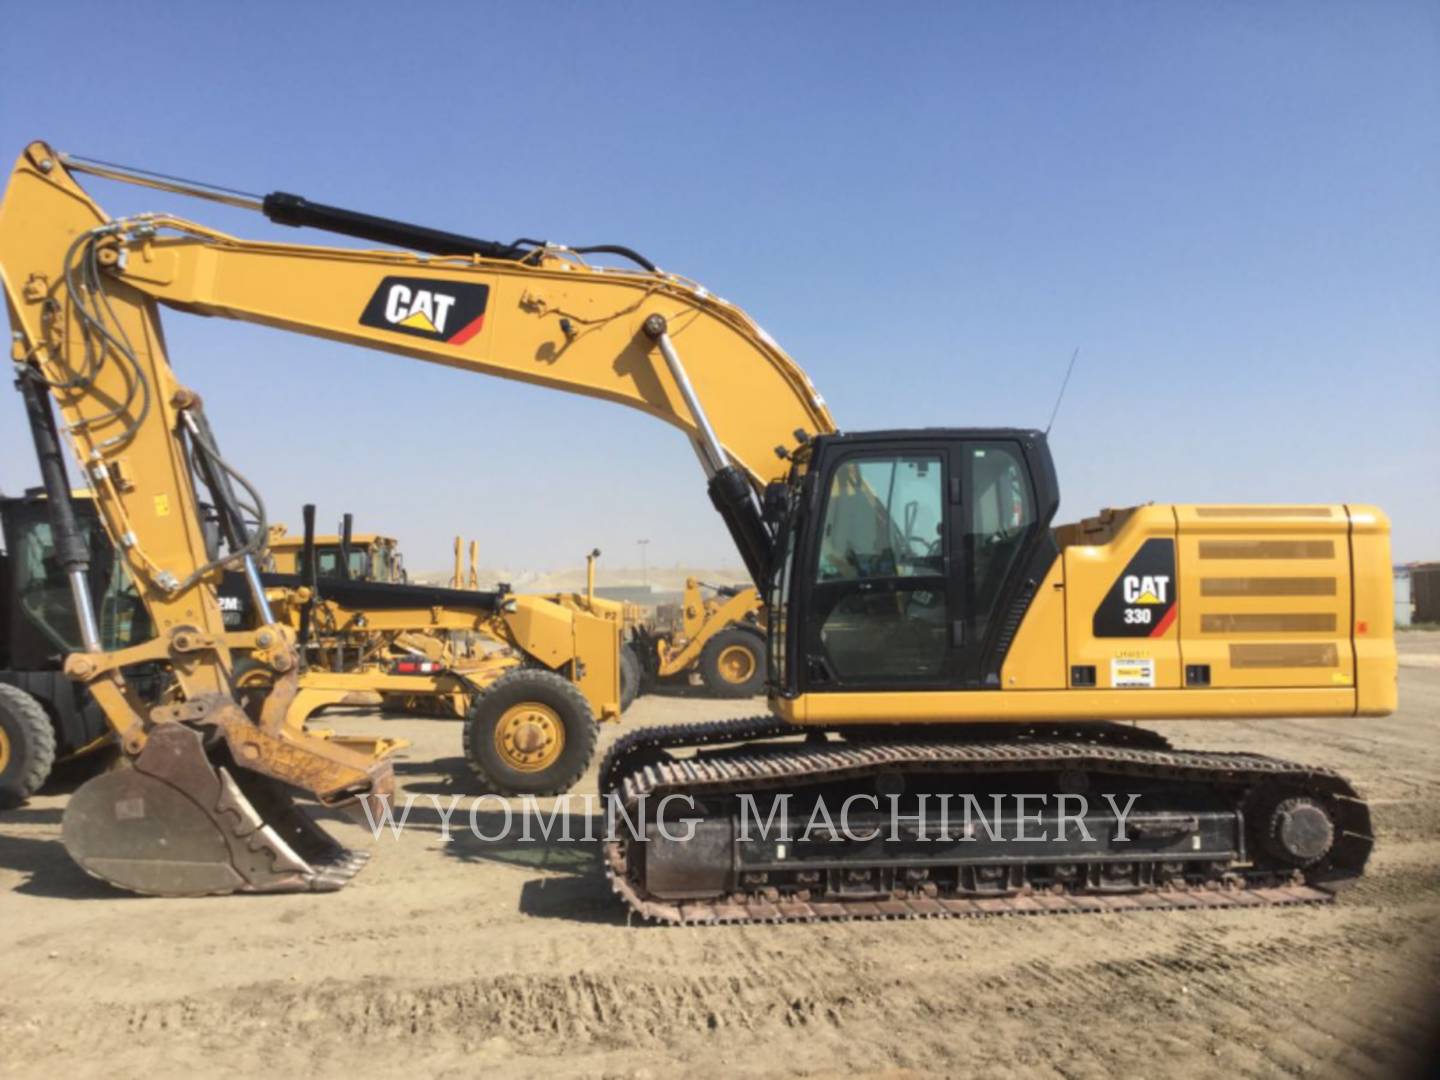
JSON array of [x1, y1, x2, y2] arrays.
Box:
[[61, 723, 379, 896]]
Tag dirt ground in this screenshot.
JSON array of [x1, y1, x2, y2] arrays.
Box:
[[4, 635, 1439, 1079]]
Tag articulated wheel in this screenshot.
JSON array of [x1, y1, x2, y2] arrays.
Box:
[[462, 669, 598, 796], [620, 643, 642, 712], [0, 683, 58, 809], [698, 628, 767, 698]]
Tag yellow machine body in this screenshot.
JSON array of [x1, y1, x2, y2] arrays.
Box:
[[259, 584, 621, 724], [776, 502, 1395, 726]]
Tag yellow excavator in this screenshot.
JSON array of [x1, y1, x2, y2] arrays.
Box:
[[0, 143, 1395, 918]]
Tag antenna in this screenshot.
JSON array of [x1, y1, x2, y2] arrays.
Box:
[[1045, 347, 1081, 435]]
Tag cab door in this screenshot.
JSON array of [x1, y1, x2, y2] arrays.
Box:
[[801, 448, 957, 689], [953, 440, 1042, 686]]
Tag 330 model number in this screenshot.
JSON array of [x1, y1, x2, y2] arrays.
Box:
[[1123, 607, 1153, 625]]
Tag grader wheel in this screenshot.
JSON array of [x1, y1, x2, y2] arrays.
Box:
[[462, 669, 597, 796]]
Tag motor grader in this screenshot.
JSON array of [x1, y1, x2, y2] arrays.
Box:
[[252, 517, 637, 729], [0, 143, 1395, 919]]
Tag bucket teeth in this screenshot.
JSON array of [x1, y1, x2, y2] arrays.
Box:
[[310, 851, 372, 892]]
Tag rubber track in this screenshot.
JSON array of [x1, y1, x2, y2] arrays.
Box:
[[599, 717, 1369, 925]]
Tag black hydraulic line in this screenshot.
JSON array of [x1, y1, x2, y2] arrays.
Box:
[[570, 244, 658, 273], [262, 192, 530, 262], [185, 407, 250, 553], [15, 368, 89, 576], [262, 194, 658, 270], [61, 152, 658, 269], [708, 465, 773, 590]]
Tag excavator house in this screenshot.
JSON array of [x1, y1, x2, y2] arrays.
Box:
[[0, 142, 1396, 921]]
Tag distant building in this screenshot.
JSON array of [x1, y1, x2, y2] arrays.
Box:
[[1413, 563, 1440, 624], [595, 585, 676, 608]]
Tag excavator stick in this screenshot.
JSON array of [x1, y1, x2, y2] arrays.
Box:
[[62, 723, 381, 896]]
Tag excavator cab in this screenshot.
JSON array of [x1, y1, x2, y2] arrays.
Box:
[[767, 429, 1059, 699], [2, 492, 155, 661]]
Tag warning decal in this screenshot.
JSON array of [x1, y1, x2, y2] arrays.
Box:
[[1111, 657, 1156, 688]]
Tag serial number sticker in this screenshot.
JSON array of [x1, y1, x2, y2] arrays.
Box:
[[1111, 657, 1155, 688]]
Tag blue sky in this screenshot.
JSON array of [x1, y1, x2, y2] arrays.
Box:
[[2, 1, 1435, 571]]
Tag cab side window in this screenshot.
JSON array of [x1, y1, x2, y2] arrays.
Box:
[[964, 444, 1035, 641]]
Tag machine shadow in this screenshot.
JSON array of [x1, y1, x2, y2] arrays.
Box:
[[391, 756, 477, 796], [633, 685, 766, 711], [0, 831, 126, 900], [395, 803, 628, 925]]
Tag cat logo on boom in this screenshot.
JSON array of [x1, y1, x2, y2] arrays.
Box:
[[1093, 539, 1178, 638], [359, 276, 490, 345]]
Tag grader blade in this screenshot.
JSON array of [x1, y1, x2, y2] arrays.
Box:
[[61, 724, 374, 896]]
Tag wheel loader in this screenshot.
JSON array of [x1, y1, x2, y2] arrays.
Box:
[[631, 578, 767, 698], [0, 143, 1395, 917], [0, 488, 149, 805]]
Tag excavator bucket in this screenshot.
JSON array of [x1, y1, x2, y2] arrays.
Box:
[[61, 724, 378, 896]]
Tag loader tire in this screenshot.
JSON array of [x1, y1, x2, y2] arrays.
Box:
[[620, 644, 642, 712], [463, 669, 597, 797], [698, 628, 767, 698], [0, 683, 57, 809]]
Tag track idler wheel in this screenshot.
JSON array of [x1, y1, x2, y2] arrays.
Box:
[[1266, 796, 1336, 868], [62, 724, 370, 896]]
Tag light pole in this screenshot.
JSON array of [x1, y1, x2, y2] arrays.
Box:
[[637, 538, 650, 588]]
